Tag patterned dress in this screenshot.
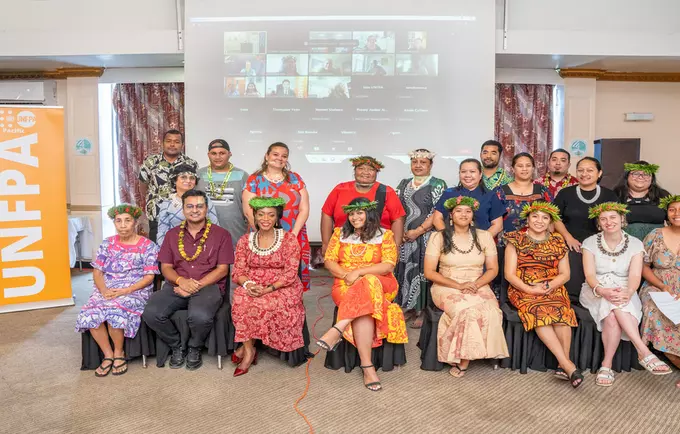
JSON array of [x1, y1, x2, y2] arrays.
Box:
[[75, 236, 160, 338], [246, 172, 310, 291], [156, 194, 221, 247], [231, 230, 305, 352], [325, 228, 408, 348], [394, 176, 447, 310], [504, 230, 577, 331], [426, 230, 509, 363], [640, 228, 680, 356], [497, 184, 553, 246]]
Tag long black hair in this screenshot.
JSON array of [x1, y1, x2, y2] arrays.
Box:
[[457, 158, 488, 193], [613, 160, 669, 203], [341, 197, 383, 242], [576, 156, 603, 184], [440, 206, 483, 255]]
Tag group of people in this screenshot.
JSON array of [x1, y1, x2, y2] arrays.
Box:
[[75, 131, 680, 392]]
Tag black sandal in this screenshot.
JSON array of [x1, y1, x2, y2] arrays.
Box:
[[554, 367, 569, 381], [95, 358, 114, 377], [359, 364, 382, 391], [316, 325, 343, 352], [112, 357, 128, 376], [569, 369, 584, 389]]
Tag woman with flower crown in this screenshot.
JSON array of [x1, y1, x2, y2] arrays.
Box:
[[230, 197, 307, 377], [503, 201, 583, 388], [76, 204, 160, 377], [640, 195, 680, 388], [424, 196, 508, 378], [316, 197, 408, 391], [580, 202, 672, 386]]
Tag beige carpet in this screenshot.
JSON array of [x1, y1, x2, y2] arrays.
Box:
[[1, 270, 679, 434]]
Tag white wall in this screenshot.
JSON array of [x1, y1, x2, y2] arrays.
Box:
[[0, 0, 180, 56], [496, 0, 680, 55], [100, 68, 185, 83]]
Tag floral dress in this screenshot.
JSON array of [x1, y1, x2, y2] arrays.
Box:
[[394, 176, 447, 310], [497, 184, 552, 246], [640, 228, 680, 356], [231, 230, 305, 352], [246, 172, 310, 291], [75, 236, 159, 338], [325, 228, 408, 348], [504, 230, 577, 331]]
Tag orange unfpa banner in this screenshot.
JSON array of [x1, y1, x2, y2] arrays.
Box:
[[0, 106, 73, 312]]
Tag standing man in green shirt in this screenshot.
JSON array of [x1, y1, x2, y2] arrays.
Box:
[[480, 139, 513, 190]]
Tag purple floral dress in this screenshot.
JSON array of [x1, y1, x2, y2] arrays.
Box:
[[75, 236, 160, 338]]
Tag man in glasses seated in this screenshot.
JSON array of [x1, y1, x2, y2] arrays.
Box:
[[143, 190, 234, 370]]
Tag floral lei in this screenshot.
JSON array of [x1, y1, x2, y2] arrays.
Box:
[[543, 174, 572, 190], [178, 219, 212, 261]]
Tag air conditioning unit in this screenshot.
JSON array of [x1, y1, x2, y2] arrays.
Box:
[[0, 81, 46, 104]]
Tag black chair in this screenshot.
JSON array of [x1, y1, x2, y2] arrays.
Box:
[[80, 320, 156, 370], [253, 315, 313, 368], [324, 306, 406, 372]]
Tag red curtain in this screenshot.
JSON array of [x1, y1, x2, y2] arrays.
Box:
[[494, 84, 553, 174], [112, 83, 185, 209]]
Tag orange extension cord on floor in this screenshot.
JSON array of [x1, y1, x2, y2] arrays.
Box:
[[293, 276, 333, 434]]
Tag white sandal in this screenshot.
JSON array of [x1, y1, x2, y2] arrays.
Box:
[[639, 354, 672, 376], [596, 367, 615, 387]]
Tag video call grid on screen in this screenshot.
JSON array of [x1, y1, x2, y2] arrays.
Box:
[[200, 18, 456, 155]]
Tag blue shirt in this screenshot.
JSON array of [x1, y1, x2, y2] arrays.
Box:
[[435, 186, 506, 230]]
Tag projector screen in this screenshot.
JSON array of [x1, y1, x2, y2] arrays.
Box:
[[185, 5, 495, 242]]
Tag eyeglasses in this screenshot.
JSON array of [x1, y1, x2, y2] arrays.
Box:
[[184, 203, 206, 210], [629, 172, 652, 179]]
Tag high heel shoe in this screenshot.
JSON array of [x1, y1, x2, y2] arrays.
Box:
[[316, 325, 344, 352], [233, 352, 258, 377]]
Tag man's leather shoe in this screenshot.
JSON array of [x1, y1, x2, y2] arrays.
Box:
[[169, 347, 185, 369], [186, 347, 203, 371]]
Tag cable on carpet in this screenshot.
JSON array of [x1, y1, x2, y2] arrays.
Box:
[[293, 276, 333, 434]]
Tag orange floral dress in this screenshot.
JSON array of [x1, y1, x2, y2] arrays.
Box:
[[504, 230, 577, 331], [325, 228, 408, 347]]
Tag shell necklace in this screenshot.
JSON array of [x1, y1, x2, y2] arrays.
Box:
[[576, 185, 601, 204], [451, 230, 475, 254], [597, 232, 629, 262], [249, 228, 283, 256]]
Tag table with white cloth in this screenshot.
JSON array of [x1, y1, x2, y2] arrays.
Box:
[[67, 216, 94, 268]]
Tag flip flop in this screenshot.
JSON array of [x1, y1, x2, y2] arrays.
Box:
[[449, 364, 468, 378], [95, 358, 114, 377], [112, 357, 128, 376]]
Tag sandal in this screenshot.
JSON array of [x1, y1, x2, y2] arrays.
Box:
[[316, 325, 343, 352], [595, 367, 615, 387], [112, 357, 128, 376], [639, 354, 672, 376], [95, 358, 114, 377], [449, 364, 468, 378], [554, 367, 569, 381], [569, 369, 584, 389], [359, 364, 382, 391]]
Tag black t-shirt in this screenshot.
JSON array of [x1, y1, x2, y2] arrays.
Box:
[[626, 194, 669, 225], [554, 185, 619, 242]]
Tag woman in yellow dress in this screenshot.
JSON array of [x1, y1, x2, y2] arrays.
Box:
[[317, 198, 408, 391], [424, 196, 508, 377]]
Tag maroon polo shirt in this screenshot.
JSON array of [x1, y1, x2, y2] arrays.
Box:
[[159, 222, 234, 293]]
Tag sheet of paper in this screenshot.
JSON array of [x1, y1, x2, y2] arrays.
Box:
[[649, 292, 680, 325]]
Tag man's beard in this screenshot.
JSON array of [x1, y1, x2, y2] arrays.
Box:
[[482, 160, 498, 169], [551, 169, 565, 176]]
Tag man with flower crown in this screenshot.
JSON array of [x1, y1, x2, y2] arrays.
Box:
[[143, 189, 234, 371]]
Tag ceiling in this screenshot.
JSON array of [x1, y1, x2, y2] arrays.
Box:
[[0, 54, 184, 70]]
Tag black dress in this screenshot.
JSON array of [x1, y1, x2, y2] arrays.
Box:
[[553, 185, 619, 242], [623, 192, 670, 240]]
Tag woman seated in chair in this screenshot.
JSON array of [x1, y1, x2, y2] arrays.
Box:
[[423, 196, 508, 378], [231, 197, 306, 377], [640, 195, 680, 388], [317, 198, 408, 391], [504, 202, 583, 388], [580, 202, 672, 387], [75, 204, 160, 377]]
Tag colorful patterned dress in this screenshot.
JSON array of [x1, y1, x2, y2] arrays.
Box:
[[394, 176, 447, 310], [246, 172, 310, 291], [640, 228, 680, 356], [325, 228, 408, 348], [231, 230, 305, 352], [426, 230, 509, 363], [504, 230, 577, 331], [497, 184, 553, 246], [75, 236, 160, 338]]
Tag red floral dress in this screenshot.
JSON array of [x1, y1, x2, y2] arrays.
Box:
[[231, 230, 305, 352]]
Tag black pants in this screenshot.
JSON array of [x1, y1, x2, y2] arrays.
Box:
[[566, 250, 585, 304], [149, 220, 159, 244], [142, 283, 223, 349]]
